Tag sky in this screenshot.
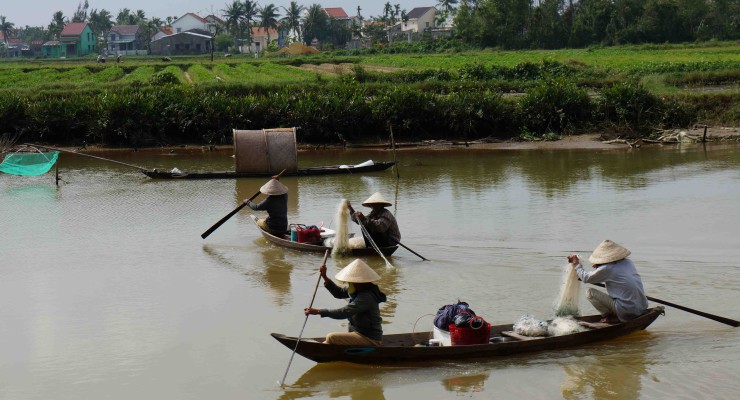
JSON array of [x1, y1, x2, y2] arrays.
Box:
[[2, 1, 438, 28]]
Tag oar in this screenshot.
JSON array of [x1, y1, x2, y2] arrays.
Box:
[[396, 241, 430, 261], [201, 169, 286, 239], [348, 204, 394, 268], [590, 282, 739, 327], [279, 249, 330, 387]]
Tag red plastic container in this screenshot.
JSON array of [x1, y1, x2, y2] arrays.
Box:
[[449, 323, 491, 345], [296, 225, 321, 243]]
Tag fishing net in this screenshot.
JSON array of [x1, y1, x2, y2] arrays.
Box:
[[548, 316, 586, 336], [553, 262, 582, 317], [331, 199, 352, 256], [0, 151, 59, 176]]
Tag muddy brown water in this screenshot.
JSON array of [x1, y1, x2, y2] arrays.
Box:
[[1, 143, 738, 399]]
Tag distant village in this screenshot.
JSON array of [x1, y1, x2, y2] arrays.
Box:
[[0, 3, 451, 59]]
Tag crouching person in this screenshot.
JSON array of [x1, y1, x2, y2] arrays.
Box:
[[304, 259, 386, 346]]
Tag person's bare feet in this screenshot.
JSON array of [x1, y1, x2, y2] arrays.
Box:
[[599, 316, 620, 324]]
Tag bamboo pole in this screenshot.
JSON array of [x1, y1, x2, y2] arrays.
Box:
[[24, 143, 149, 171]]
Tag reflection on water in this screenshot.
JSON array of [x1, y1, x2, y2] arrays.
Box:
[[278, 364, 387, 400], [442, 372, 488, 393], [560, 332, 654, 400]]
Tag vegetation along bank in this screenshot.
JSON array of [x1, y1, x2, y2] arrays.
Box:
[[1, 42, 739, 147]]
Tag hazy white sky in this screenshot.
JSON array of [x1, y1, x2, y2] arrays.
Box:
[[3, 1, 438, 28]]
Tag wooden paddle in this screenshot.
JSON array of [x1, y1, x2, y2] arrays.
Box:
[[347, 203, 394, 268], [590, 282, 739, 327], [201, 169, 286, 239], [279, 249, 330, 387]]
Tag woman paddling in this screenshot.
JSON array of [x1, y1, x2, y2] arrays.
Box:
[[247, 176, 288, 236], [304, 259, 387, 346]]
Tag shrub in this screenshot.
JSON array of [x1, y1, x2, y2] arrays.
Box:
[[521, 79, 593, 134]]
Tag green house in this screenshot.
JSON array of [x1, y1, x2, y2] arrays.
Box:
[[43, 22, 96, 57]]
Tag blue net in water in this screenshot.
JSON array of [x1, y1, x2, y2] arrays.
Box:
[[0, 151, 59, 176]]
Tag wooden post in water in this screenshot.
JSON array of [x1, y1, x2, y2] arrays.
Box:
[[703, 126, 707, 142], [389, 124, 400, 179], [55, 159, 60, 186]]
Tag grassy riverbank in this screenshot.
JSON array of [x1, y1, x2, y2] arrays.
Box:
[[1, 42, 738, 147]]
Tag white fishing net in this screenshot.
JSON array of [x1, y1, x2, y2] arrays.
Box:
[[513, 315, 549, 337], [548, 316, 587, 336], [553, 262, 582, 317], [331, 200, 352, 256]]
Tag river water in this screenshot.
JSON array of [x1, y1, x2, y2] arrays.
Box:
[[1, 143, 738, 399]]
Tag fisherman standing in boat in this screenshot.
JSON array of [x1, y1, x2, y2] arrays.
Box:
[[569, 240, 649, 324], [246, 176, 288, 236], [350, 192, 401, 247], [304, 259, 387, 346]]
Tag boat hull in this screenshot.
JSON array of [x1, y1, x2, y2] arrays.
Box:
[[142, 162, 395, 179], [271, 307, 664, 364], [251, 215, 398, 257]]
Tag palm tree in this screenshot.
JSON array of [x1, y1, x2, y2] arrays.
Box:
[[302, 4, 327, 45], [281, 1, 304, 41], [437, 0, 459, 14], [48, 11, 67, 40], [1, 16, 15, 57], [222, 0, 245, 39], [89, 8, 113, 49], [243, 0, 259, 52], [259, 3, 280, 46]]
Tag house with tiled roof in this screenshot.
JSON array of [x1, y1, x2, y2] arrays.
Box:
[[107, 25, 147, 55], [242, 27, 279, 53], [323, 7, 352, 27], [171, 13, 217, 35], [151, 26, 173, 41], [43, 22, 96, 57], [401, 7, 436, 33]]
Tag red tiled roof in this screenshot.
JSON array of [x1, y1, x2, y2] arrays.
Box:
[[61, 22, 89, 36], [323, 8, 349, 19], [184, 12, 209, 24], [250, 27, 278, 37], [205, 15, 224, 24]]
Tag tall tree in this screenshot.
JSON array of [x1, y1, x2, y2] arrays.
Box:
[[259, 3, 280, 45], [72, 0, 90, 23], [302, 3, 329, 44], [1, 16, 15, 56], [243, 0, 259, 52], [281, 1, 304, 40], [89, 8, 113, 48], [48, 11, 67, 39], [223, 0, 245, 39], [437, 0, 460, 13]]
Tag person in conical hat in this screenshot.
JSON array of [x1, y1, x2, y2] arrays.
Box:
[[349, 192, 401, 248], [305, 258, 387, 346], [568, 240, 648, 324], [246, 175, 288, 236]]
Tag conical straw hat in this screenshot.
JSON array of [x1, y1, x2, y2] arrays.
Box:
[[335, 259, 381, 283], [260, 179, 288, 195], [361, 192, 391, 207], [589, 240, 631, 265]]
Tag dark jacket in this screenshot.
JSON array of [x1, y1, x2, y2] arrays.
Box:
[[353, 208, 401, 247], [319, 280, 387, 341], [247, 194, 288, 231]]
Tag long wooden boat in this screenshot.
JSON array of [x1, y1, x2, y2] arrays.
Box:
[[141, 161, 395, 179], [271, 306, 665, 364], [250, 215, 398, 257]]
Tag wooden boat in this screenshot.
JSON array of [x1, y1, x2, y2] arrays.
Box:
[[271, 306, 665, 364], [141, 161, 395, 179], [250, 215, 398, 257]]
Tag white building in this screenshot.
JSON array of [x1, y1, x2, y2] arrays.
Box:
[[171, 13, 217, 35]]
